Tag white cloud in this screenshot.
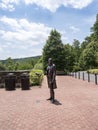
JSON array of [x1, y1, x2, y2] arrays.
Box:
[[0, 47, 3, 52], [23, 0, 94, 12], [65, 0, 93, 9], [0, 16, 69, 59], [0, 0, 94, 12], [0, 16, 52, 59], [0, 16, 51, 45], [24, 0, 61, 12], [60, 31, 69, 43], [0, 0, 19, 11], [69, 26, 80, 33]]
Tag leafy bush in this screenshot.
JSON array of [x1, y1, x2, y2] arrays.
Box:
[[72, 65, 80, 72], [29, 69, 44, 86], [34, 63, 43, 70], [87, 69, 98, 74]]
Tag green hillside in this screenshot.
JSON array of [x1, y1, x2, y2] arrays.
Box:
[[0, 56, 41, 71], [0, 56, 41, 64]]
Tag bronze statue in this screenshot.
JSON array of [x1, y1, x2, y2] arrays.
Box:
[[46, 58, 57, 103]]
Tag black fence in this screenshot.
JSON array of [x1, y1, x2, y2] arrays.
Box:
[[70, 71, 98, 85]]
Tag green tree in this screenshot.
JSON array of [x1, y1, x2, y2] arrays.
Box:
[[14, 62, 19, 70], [70, 39, 81, 71], [79, 14, 98, 70], [81, 36, 91, 51], [91, 14, 98, 40], [5, 57, 15, 70], [64, 44, 75, 72], [79, 41, 98, 70], [17, 62, 33, 70], [0, 62, 6, 71], [72, 39, 81, 63], [27, 59, 35, 68], [43, 29, 65, 71]]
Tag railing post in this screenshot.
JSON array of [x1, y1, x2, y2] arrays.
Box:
[[83, 72, 84, 80], [78, 72, 80, 79], [75, 72, 77, 78], [95, 74, 97, 85], [74, 72, 75, 77], [88, 72, 90, 82]]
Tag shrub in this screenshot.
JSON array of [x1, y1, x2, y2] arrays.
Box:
[[29, 69, 44, 86], [72, 65, 80, 72], [34, 63, 43, 70], [87, 69, 98, 74]]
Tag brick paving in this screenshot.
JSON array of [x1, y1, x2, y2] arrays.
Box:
[[0, 76, 98, 130]]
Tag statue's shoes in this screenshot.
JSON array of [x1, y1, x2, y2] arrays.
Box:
[[46, 97, 52, 100], [51, 99, 55, 103]]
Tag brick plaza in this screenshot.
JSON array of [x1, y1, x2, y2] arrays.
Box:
[[0, 76, 98, 130]]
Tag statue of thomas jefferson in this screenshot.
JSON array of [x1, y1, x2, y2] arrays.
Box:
[[46, 58, 57, 103]]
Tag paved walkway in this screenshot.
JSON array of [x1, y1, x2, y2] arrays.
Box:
[[0, 76, 98, 130]]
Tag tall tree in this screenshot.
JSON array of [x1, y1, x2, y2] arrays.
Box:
[[64, 44, 75, 72], [6, 57, 15, 70], [72, 39, 81, 63], [79, 14, 98, 70], [0, 62, 6, 71], [79, 41, 98, 70], [81, 36, 91, 51], [91, 14, 98, 40], [42, 29, 65, 71]]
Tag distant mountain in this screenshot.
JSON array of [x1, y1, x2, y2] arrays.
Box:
[[0, 56, 41, 64]]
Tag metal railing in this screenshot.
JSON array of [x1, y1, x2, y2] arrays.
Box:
[[70, 71, 98, 85]]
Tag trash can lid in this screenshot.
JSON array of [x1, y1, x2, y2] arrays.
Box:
[[21, 73, 29, 77], [8, 73, 13, 75], [6, 73, 16, 78]]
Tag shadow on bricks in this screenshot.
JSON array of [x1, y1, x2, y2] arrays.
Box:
[[53, 99, 62, 105]]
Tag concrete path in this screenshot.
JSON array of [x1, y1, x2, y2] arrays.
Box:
[[0, 76, 98, 130]]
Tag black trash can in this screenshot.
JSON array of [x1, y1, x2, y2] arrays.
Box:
[[5, 73, 16, 91], [20, 73, 30, 90]]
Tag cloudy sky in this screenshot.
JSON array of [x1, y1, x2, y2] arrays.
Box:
[[0, 0, 98, 60]]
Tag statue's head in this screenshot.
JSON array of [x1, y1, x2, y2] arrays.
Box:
[[48, 58, 53, 65]]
